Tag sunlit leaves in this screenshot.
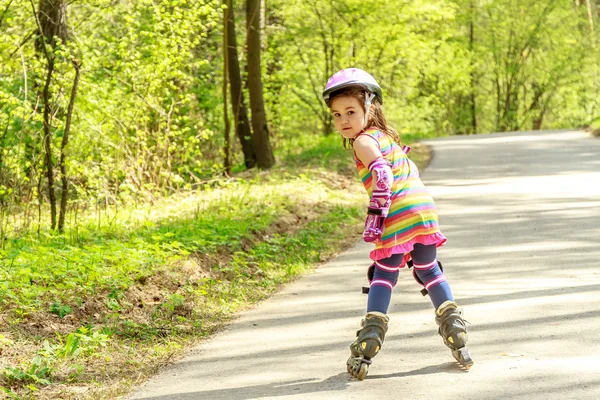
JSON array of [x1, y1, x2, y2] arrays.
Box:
[[0, 0, 599, 227]]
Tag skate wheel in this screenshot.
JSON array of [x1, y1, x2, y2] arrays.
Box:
[[356, 363, 369, 380], [454, 347, 474, 370], [346, 362, 353, 374], [346, 358, 369, 380]]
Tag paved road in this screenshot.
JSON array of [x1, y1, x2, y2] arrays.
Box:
[[127, 130, 600, 400]]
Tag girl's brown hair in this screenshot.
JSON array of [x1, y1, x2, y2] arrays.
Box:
[[327, 87, 401, 149]]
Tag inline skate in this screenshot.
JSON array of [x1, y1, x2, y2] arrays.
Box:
[[435, 301, 474, 369], [346, 312, 389, 380]]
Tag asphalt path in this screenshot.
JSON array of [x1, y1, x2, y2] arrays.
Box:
[[127, 130, 600, 400]]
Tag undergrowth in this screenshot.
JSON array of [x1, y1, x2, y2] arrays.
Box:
[[589, 118, 600, 137], [0, 134, 429, 399]]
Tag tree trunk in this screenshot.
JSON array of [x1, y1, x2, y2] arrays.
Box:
[[585, 0, 595, 31], [32, 0, 68, 230], [260, 0, 266, 50], [533, 107, 546, 130], [58, 59, 80, 233], [226, 0, 256, 169], [223, 4, 231, 176], [35, 0, 67, 52], [41, 57, 57, 229], [469, 0, 477, 134], [246, 0, 275, 169]]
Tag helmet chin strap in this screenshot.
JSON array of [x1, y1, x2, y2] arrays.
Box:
[[363, 92, 376, 130]]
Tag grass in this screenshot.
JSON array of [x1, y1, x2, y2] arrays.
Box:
[[0, 133, 430, 399], [583, 116, 600, 137], [589, 119, 600, 137]]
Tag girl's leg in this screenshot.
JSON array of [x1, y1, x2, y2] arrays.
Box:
[[411, 243, 454, 309], [348, 254, 403, 380], [367, 253, 404, 313], [411, 244, 474, 368]]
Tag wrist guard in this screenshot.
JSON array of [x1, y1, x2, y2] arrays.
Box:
[[363, 158, 393, 242]]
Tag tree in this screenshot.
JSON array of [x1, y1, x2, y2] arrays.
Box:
[[226, 0, 256, 169], [223, 3, 231, 175], [585, 0, 595, 31], [468, 0, 477, 134], [291, 0, 335, 136], [1, 0, 599, 227], [246, 0, 275, 169], [28, 0, 81, 232], [31, 0, 67, 231], [58, 59, 80, 232], [477, 0, 587, 132]]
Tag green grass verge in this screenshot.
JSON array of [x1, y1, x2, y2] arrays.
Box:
[[0, 134, 429, 399]]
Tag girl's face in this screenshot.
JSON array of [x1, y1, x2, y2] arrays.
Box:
[[330, 96, 366, 139]]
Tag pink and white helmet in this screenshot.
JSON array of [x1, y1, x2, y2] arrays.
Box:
[[322, 68, 383, 104]]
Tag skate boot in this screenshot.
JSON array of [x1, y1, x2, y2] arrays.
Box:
[[346, 312, 389, 380], [435, 301, 474, 370]]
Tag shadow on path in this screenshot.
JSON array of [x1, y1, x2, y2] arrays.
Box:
[[131, 362, 462, 400]]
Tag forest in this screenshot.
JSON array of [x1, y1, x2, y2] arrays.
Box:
[[1, 0, 599, 234], [0, 0, 599, 398]]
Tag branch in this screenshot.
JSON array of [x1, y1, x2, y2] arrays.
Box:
[[522, 84, 545, 116], [585, 0, 594, 32], [28, 0, 52, 63], [19, 47, 28, 103], [289, 86, 322, 116], [485, 7, 502, 86], [62, 59, 81, 150], [291, 36, 325, 111], [58, 59, 81, 232], [517, 0, 558, 57], [307, 0, 327, 34], [306, 0, 331, 77], [374, 32, 393, 66], [518, 50, 578, 127], [0, 0, 13, 28], [329, 0, 351, 25], [10, 30, 35, 58]]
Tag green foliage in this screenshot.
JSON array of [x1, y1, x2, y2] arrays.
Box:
[[0, 134, 365, 322], [40, 327, 111, 361], [1, 0, 599, 230], [267, 0, 473, 137], [3, 356, 51, 386], [1, 0, 225, 221], [49, 302, 72, 318], [0, 132, 368, 397], [471, 0, 595, 132], [267, 0, 599, 138], [590, 117, 600, 137], [2, 326, 110, 390], [0, 334, 14, 347]]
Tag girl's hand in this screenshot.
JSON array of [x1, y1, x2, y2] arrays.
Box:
[[363, 198, 389, 242]]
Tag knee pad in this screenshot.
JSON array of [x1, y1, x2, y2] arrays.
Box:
[[363, 258, 402, 294], [367, 263, 375, 284], [411, 260, 444, 296], [372, 263, 399, 289]]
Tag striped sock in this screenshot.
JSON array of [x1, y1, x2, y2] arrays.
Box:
[[413, 260, 454, 309], [367, 259, 400, 313]]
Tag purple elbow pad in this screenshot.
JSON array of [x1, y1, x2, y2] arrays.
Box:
[[363, 158, 393, 242]]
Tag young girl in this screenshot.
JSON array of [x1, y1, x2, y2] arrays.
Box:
[[322, 68, 473, 380]]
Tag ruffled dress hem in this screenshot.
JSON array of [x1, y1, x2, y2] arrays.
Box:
[[369, 232, 447, 262]]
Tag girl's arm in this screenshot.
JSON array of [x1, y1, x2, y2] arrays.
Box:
[[353, 135, 382, 167], [353, 135, 392, 204], [353, 135, 393, 242]]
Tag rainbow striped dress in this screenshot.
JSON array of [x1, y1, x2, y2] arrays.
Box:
[[355, 128, 447, 261]]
